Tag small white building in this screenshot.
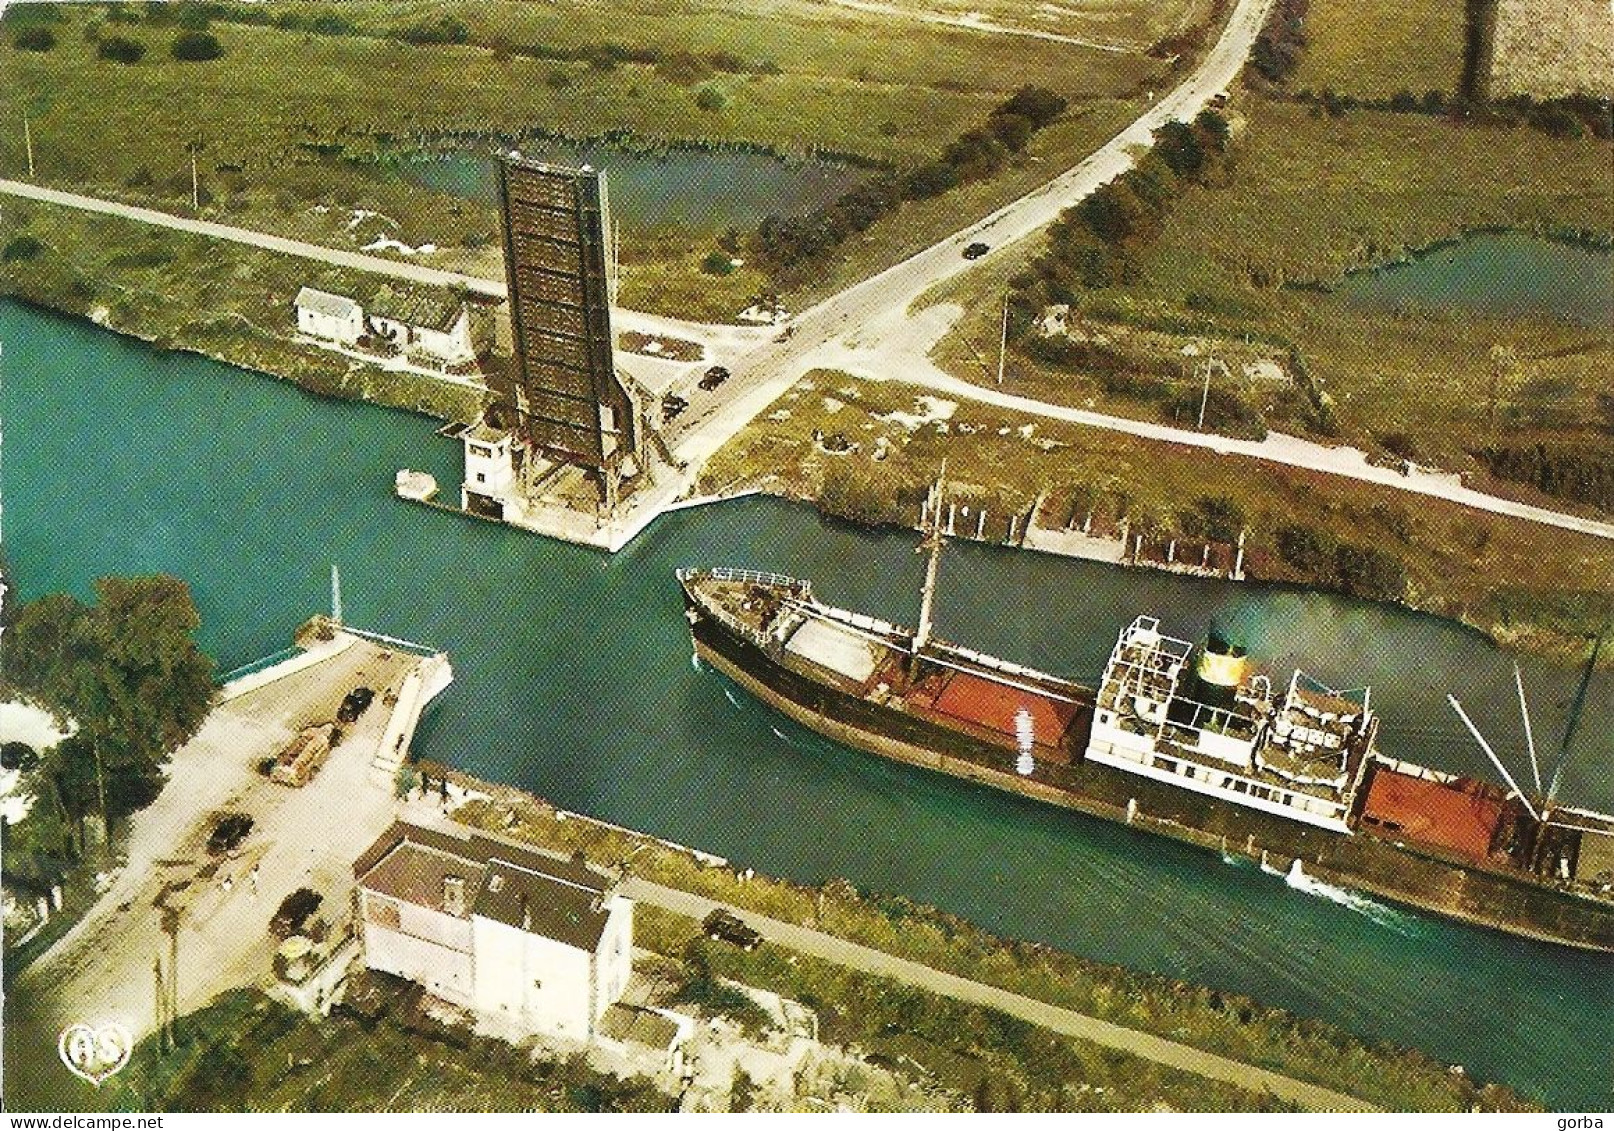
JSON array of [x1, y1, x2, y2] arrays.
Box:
[[294, 285, 478, 367], [354, 822, 634, 1043], [365, 287, 477, 366], [295, 287, 364, 346], [460, 419, 517, 518]]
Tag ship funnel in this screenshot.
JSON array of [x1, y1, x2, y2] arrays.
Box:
[[1193, 633, 1247, 708]]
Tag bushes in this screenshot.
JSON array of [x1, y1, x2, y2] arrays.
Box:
[[1247, 0, 1309, 85], [12, 26, 56, 52], [693, 85, 726, 113], [2, 235, 43, 262], [388, 16, 470, 46], [97, 35, 146, 63], [1477, 442, 1614, 509], [171, 30, 223, 60], [1273, 525, 1408, 601]]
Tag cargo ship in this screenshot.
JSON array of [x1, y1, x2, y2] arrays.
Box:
[[678, 482, 1614, 952]]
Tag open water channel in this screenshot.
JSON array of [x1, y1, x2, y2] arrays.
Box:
[[3, 300, 1611, 1108]]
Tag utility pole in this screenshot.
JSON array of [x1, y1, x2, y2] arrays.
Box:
[[1197, 359, 1211, 430], [996, 293, 1009, 387], [23, 112, 34, 179]]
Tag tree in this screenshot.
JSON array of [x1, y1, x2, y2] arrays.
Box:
[[1333, 543, 1408, 601], [1154, 120, 1208, 181], [1000, 86, 1067, 129], [171, 30, 223, 61], [694, 85, 726, 113], [13, 27, 57, 52], [97, 35, 146, 63], [2, 577, 214, 828], [2, 235, 43, 262]]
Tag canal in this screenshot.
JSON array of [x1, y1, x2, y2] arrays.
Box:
[[2, 300, 1610, 1108]]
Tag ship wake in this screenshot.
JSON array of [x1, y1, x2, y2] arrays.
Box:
[[1280, 860, 1422, 936]]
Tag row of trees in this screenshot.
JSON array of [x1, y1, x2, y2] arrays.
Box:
[[1009, 111, 1230, 313], [2, 576, 214, 866], [755, 87, 1069, 271], [1476, 442, 1614, 509]]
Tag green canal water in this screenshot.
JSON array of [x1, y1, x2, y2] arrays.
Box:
[[3, 301, 1611, 1108], [1334, 231, 1614, 328]]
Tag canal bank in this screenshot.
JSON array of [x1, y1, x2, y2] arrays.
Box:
[[2, 300, 1611, 1108]]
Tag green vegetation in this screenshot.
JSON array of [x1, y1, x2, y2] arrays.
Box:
[[11, 25, 56, 52], [0, 0, 1175, 323], [1, 577, 213, 875], [646, 909, 1294, 1111], [170, 30, 224, 61], [1286, 0, 1465, 100], [703, 374, 1613, 661], [755, 86, 1069, 276], [101, 989, 669, 1112], [448, 794, 1538, 1111], [0, 200, 487, 422], [935, 95, 1612, 493], [97, 35, 147, 64]]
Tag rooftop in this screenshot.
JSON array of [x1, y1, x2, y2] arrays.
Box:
[[355, 821, 618, 949], [367, 285, 465, 332], [295, 286, 360, 320]]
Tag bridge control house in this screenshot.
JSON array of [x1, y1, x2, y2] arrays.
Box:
[[353, 821, 634, 1041]]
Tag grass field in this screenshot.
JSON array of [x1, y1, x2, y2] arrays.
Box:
[[0, 1, 1195, 320], [701, 373, 1614, 661], [1291, 0, 1468, 99], [931, 99, 1613, 473]]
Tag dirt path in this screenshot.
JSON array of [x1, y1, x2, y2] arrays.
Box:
[[621, 878, 1381, 1112]]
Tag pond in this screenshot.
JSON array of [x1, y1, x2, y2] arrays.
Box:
[[373, 141, 872, 233], [1334, 231, 1614, 328]]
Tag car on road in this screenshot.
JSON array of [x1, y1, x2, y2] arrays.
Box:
[[1209, 90, 1230, 109], [703, 908, 762, 951], [207, 813, 253, 855], [271, 887, 322, 938], [337, 686, 374, 724], [962, 242, 990, 260], [698, 365, 730, 391], [662, 393, 689, 421]]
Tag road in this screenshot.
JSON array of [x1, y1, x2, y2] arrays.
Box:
[[6, 0, 1609, 546], [4, 637, 422, 1111], [621, 878, 1380, 1112]]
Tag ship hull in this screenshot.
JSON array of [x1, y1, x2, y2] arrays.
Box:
[[687, 592, 1614, 953]]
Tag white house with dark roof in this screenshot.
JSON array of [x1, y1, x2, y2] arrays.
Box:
[[295, 287, 364, 345], [295, 285, 479, 368], [353, 821, 633, 1042]]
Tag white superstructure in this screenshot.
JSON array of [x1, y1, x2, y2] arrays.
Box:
[[1084, 617, 1377, 832]]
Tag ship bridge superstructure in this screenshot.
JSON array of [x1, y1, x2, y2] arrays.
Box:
[[1085, 617, 1376, 832]]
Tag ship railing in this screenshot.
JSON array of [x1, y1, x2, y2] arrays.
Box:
[[700, 566, 805, 590], [933, 641, 1085, 691], [1096, 731, 1350, 820]]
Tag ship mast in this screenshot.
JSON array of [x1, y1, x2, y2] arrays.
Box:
[[909, 464, 947, 684]]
